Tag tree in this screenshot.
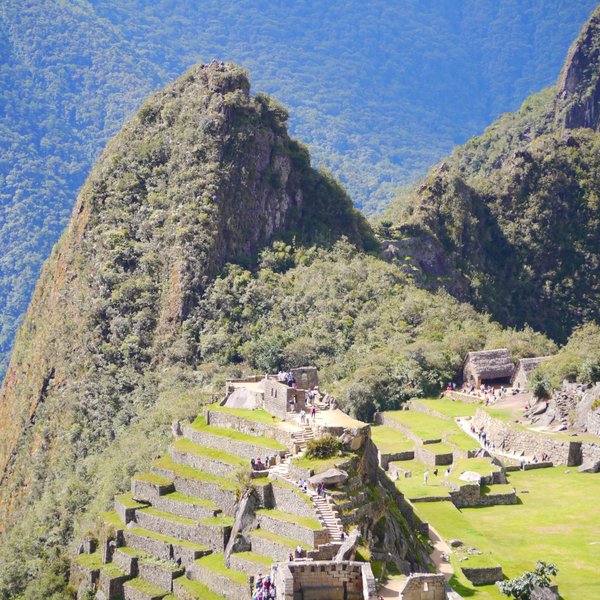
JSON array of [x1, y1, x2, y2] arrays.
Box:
[[498, 561, 558, 599]]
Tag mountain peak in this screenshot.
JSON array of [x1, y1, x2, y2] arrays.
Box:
[[556, 6, 600, 130]]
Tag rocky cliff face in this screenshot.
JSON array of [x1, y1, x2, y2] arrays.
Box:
[[0, 61, 372, 533], [556, 7, 600, 130], [386, 6, 600, 342]]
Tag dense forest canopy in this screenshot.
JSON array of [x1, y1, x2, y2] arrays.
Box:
[[0, 0, 596, 380]]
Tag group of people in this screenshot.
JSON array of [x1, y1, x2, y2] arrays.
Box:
[[423, 467, 451, 485], [253, 574, 276, 599], [298, 405, 317, 424], [250, 457, 271, 471], [277, 371, 297, 388], [296, 478, 309, 493]]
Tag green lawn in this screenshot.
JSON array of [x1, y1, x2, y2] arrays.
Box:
[[175, 577, 227, 599], [125, 578, 168, 596], [171, 437, 247, 468], [257, 508, 322, 530], [292, 452, 352, 474], [370, 425, 415, 454], [195, 553, 248, 585], [445, 430, 480, 452], [162, 491, 218, 509], [384, 411, 455, 442], [412, 397, 479, 418], [190, 415, 286, 450], [153, 455, 237, 491], [233, 551, 273, 568], [393, 460, 451, 500], [205, 404, 280, 425], [416, 467, 600, 599]]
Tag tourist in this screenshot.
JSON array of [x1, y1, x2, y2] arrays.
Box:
[[251, 458, 256, 470], [256, 458, 264, 470], [445, 467, 451, 478], [295, 544, 303, 558], [300, 409, 306, 424], [423, 471, 429, 485], [311, 405, 316, 421], [265, 456, 270, 468], [433, 468, 438, 477], [289, 552, 294, 561]]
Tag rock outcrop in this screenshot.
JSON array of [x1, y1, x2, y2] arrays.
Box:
[[556, 6, 600, 130]]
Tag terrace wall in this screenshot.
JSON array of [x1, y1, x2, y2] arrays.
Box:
[[472, 409, 582, 466]]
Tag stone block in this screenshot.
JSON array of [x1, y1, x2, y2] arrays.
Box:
[[461, 565, 503, 586], [138, 560, 184, 592]]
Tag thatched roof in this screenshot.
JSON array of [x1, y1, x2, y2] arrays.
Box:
[[515, 356, 552, 375], [464, 348, 514, 379]]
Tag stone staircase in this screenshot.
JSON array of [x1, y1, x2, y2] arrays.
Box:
[[309, 491, 344, 544], [72, 409, 340, 600]]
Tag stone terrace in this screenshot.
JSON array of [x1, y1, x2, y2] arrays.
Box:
[[71, 400, 370, 599]]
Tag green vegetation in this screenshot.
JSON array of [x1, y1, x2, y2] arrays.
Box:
[[138, 506, 198, 527], [171, 438, 247, 468], [174, 576, 227, 600], [101, 563, 127, 579], [1, 2, 592, 393], [384, 412, 453, 442], [128, 527, 210, 552], [99, 511, 125, 529], [388, 33, 600, 342], [74, 553, 103, 570], [205, 405, 281, 425], [233, 551, 273, 568], [412, 398, 479, 418], [125, 577, 169, 596], [200, 516, 235, 528], [189, 417, 285, 450], [498, 561, 558, 600], [292, 451, 352, 475], [370, 426, 414, 454], [132, 473, 174, 487], [153, 456, 237, 491], [257, 509, 322, 531], [416, 468, 600, 599], [162, 492, 218, 509], [249, 529, 309, 551], [195, 553, 247, 586], [115, 493, 148, 510], [304, 435, 343, 460]]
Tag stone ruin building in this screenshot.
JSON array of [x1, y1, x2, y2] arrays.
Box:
[[511, 356, 551, 391], [462, 349, 514, 388]]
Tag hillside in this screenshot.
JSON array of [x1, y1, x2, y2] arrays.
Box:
[[0, 0, 596, 381], [0, 62, 560, 597], [384, 6, 600, 342]]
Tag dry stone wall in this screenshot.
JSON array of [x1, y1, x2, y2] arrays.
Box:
[[398, 573, 447, 600], [205, 409, 293, 447], [183, 425, 285, 462], [473, 409, 581, 466]]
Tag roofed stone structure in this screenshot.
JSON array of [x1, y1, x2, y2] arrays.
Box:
[[463, 349, 514, 387], [512, 357, 552, 390]]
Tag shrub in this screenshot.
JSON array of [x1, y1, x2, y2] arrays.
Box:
[[498, 560, 558, 599], [305, 435, 342, 460], [529, 369, 553, 399]]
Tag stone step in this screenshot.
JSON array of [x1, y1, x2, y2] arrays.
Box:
[[138, 557, 184, 593], [135, 507, 233, 551], [131, 473, 175, 503], [188, 553, 251, 600], [228, 551, 273, 576], [123, 527, 211, 568], [97, 563, 132, 599], [151, 455, 237, 516], [168, 438, 246, 478], [152, 491, 221, 521], [123, 576, 171, 600], [172, 576, 228, 599], [183, 420, 287, 462], [249, 529, 311, 562], [255, 509, 326, 549]]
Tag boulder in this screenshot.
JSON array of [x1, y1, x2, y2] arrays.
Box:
[[578, 460, 600, 473], [449, 539, 464, 548], [309, 468, 348, 486], [458, 471, 482, 484], [334, 528, 359, 561], [530, 585, 560, 600]]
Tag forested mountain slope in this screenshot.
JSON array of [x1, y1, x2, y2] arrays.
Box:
[[385, 6, 600, 343], [0, 0, 596, 380], [0, 63, 557, 598]]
